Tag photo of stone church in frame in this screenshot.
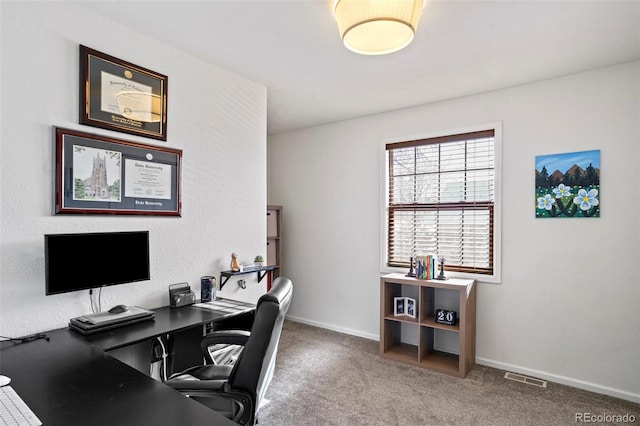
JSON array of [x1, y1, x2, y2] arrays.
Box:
[[72, 145, 122, 202]]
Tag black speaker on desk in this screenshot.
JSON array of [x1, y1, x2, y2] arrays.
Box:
[[200, 276, 215, 302]]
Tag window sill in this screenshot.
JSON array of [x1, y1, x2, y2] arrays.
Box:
[[380, 266, 501, 284]]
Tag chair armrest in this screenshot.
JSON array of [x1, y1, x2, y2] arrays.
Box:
[[166, 376, 227, 392], [200, 329, 251, 362]]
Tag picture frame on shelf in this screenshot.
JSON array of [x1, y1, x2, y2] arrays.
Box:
[[53, 127, 181, 216], [407, 298, 415, 317], [394, 297, 405, 316], [79, 45, 168, 141], [393, 297, 416, 318]]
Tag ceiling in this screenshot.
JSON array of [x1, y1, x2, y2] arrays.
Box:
[[80, 1, 639, 135]]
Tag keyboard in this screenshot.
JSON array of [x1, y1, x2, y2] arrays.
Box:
[[0, 386, 42, 426]]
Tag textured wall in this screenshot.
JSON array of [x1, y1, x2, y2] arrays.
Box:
[[0, 2, 267, 337], [268, 62, 640, 401]]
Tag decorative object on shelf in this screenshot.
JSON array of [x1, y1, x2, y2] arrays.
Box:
[[535, 149, 600, 218], [79, 45, 168, 141], [230, 253, 241, 272], [435, 308, 458, 326], [416, 256, 426, 279], [415, 254, 436, 279], [53, 127, 181, 216], [434, 256, 448, 280], [394, 297, 404, 316], [333, 0, 424, 56], [405, 256, 416, 277], [242, 263, 258, 271], [393, 297, 416, 318], [254, 255, 264, 269]]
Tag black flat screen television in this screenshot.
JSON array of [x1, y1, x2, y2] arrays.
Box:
[[45, 231, 150, 295]]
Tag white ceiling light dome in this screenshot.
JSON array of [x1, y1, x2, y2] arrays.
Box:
[[334, 0, 425, 55]]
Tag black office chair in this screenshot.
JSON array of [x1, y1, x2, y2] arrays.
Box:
[[166, 277, 293, 425]]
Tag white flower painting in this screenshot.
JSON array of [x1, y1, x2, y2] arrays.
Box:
[[535, 150, 600, 218]]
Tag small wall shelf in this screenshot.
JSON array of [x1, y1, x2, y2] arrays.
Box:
[[380, 273, 476, 378], [219, 266, 275, 290]]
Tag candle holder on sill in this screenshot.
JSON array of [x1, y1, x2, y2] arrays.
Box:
[[405, 256, 416, 277], [433, 257, 448, 280]]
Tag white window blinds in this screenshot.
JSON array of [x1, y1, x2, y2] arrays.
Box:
[[386, 130, 495, 274]]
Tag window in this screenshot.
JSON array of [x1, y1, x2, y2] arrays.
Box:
[[385, 127, 499, 278]]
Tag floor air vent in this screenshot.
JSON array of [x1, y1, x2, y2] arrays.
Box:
[[504, 372, 547, 388]]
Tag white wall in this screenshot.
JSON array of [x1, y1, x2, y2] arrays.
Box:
[[268, 62, 640, 402], [0, 2, 268, 337]]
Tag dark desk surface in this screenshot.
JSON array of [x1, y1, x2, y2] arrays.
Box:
[[86, 298, 255, 351], [0, 300, 255, 426]]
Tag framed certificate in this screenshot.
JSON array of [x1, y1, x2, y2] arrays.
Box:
[[54, 127, 181, 216], [79, 45, 168, 141]]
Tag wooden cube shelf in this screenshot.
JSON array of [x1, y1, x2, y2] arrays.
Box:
[[267, 205, 282, 281], [380, 273, 476, 378]]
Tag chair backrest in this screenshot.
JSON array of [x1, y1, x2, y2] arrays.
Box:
[[227, 276, 293, 407]]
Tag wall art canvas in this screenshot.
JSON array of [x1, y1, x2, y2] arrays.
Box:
[[535, 149, 600, 218]]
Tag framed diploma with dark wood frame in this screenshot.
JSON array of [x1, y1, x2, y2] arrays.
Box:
[[54, 127, 181, 216], [79, 45, 168, 141]]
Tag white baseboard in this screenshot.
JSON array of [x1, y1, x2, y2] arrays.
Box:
[[476, 357, 640, 404], [284, 315, 639, 404], [285, 315, 378, 341]]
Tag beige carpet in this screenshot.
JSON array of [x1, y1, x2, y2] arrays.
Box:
[[258, 321, 639, 426]]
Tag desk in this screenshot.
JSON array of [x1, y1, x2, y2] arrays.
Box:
[[87, 299, 255, 375], [0, 299, 255, 426]]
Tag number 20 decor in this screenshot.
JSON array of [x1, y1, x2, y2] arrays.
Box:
[[435, 309, 458, 326]]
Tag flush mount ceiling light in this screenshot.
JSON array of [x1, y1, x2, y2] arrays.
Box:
[[333, 0, 424, 55]]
